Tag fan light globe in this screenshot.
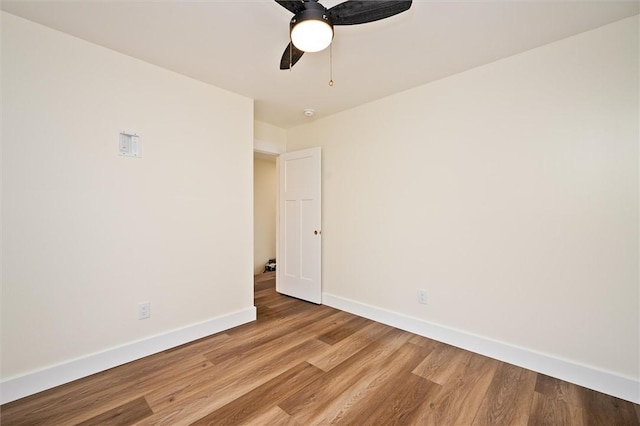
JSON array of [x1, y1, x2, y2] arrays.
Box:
[[291, 19, 333, 53]]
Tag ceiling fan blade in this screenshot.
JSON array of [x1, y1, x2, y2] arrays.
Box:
[[327, 0, 412, 25], [279, 42, 305, 70], [275, 0, 306, 14]]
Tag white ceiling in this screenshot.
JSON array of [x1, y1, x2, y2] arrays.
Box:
[[2, 0, 638, 129]]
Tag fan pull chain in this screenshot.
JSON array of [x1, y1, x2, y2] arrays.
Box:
[[328, 43, 334, 86], [289, 41, 293, 71]]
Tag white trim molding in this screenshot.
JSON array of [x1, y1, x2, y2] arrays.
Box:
[[0, 307, 256, 404], [323, 293, 640, 404], [254, 138, 285, 155]]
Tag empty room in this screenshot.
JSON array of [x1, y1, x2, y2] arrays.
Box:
[[1, 0, 639, 424]]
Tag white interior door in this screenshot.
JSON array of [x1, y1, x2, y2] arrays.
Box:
[[277, 147, 321, 304]]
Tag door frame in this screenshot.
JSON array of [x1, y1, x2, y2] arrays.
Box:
[[252, 145, 322, 304]]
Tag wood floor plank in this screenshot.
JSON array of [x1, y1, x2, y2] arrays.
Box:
[[352, 372, 439, 426], [149, 337, 328, 409], [75, 397, 153, 426], [528, 391, 585, 426], [326, 342, 439, 425], [279, 328, 415, 425], [237, 406, 299, 426], [307, 321, 392, 371], [535, 373, 640, 425], [70, 356, 212, 426], [471, 362, 537, 425], [317, 315, 373, 346], [138, 339, 331, 426], [412, 341, 473, 385], [412, 350, 500, 425], [204, 307, 340, 365], [189, 362, 324, 425], [202, 310, 351, 371], [254, 292, 300, 314], [254, 272, 276, 284], [245, 299, 333, 332], [205, 311, 344, 364]]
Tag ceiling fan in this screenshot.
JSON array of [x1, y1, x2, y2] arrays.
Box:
[[276, 0, 413, 70]]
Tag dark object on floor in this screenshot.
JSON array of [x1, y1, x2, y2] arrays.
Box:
[[264, 259, 276, 272]]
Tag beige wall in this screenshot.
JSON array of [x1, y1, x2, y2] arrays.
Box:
[[254, 121, 286, 154], [287, 16, 639, 381], [1, 12, 254, 379], [253, 157, 277, 274]]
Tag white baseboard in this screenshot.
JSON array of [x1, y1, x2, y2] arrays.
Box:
[[323, 293, 640, 404], [0, 307, 256, 404]]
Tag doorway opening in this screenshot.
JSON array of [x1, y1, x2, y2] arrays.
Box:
[[253, 151, 278, 282]]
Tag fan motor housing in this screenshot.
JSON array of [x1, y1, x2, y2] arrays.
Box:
[[290, 3, 333, 29]]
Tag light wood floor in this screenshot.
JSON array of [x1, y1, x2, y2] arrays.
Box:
[[2, 273, 639, 425]]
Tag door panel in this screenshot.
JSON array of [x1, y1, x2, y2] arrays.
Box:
[[277, 147, 321, 304]]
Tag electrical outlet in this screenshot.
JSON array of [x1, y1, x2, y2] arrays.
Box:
[[138, 301, 151, 320], [417, 289, 427, 304]]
